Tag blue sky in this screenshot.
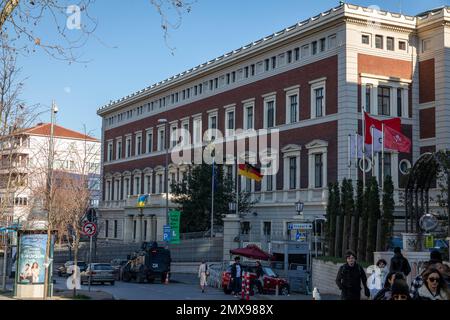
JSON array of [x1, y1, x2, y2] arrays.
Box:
[[16, 0, 448, 138]]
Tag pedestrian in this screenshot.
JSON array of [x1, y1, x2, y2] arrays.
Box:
[[389, 247, 411, 277], [410, 250, 445, 297], [254, 260, 264, 294], [336, 250, 370, 300], [230, 256, 242, 297], [367, 259, 388, 298], [390, 279, 411, 300], [198, 260, 209, 293], [373, 271, 406, 300], [412, 267, 450, 300]]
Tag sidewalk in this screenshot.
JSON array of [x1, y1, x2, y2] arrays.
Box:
[[0, 288, 114, 300]]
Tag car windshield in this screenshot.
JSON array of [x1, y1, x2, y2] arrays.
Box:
[[263, 267, 277, 277], [92, 264, 113, 270]]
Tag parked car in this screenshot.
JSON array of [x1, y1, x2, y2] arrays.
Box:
[[221, 264, 289, 296], [80, 263, 115, 285], [110, 259, 128, 280], [57, 261, 88, 277]]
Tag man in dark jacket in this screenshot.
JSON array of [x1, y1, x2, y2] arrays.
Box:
[[230, 256, 242, 297], [389, 247, 411, 276], [336, 250, 370, 300]]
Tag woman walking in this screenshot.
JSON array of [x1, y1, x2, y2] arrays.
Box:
[[198, 260, 209, 293], [413, 267, 449, 300]]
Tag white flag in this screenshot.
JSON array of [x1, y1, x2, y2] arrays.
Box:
[[372, 127, 383, 152], [349, 134, 369, 159]]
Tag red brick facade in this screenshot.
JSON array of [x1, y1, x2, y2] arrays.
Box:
[[419, 59, 435, 104]]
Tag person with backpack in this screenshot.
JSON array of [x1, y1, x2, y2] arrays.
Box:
[[389, 247, 411, 277], [336, 250, 371, 300]]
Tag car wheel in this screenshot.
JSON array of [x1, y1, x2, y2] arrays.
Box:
[[280, 285, 289, 296]]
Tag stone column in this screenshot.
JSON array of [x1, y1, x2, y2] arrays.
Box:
[[123, 214, 134, 242], [222, 214, 241, 262]]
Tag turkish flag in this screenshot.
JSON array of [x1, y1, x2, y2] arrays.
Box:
[[364, 112, 401, 144], [384, 125, 411, 153]]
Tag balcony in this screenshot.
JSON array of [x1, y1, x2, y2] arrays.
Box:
[[249, 188, 328, 205], [99, 193, 174, 209]]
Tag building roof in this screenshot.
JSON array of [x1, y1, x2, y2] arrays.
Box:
[[96, 2, 449, 116], [22, 123, 99, 142]]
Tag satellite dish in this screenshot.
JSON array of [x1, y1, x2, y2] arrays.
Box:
[[419, 213, 439, 232]]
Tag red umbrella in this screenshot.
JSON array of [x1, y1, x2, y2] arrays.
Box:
[[229, 244, 272, 261]]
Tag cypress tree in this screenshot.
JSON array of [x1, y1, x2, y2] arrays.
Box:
[[341, 179, 354, 256], [325, 182, 335, 256], [333, 182, 342, 257], [365, 177, 381, 263], [354, 180, 364, 256], [382, 175, 395, 250]]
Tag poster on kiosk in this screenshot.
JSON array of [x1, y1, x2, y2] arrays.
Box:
[[14, 230, 55, 299]]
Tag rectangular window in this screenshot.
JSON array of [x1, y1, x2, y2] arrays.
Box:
[[136, 135, 142, 156], [126, 137, 131, 157], [133, 220, 136, 240], [143, 220, 147, 240], [315, 88, 324, 117], [105, 220, 109, 238], [241, 222, 250, 235], [289, 157, 297, 189], [114, 220, 118, 238], [320, 38, 326, 52], [226, 74, 230, 84], [209, 80, 213, 90], [314, 154, 323, 188], [232, 72, 236, 82], [246, 105, 254, 130], [365, 85, 372, 113], [287, 50, 292, 63], [295, 47, 300, 60], [387, 37, 394, 51], [147, 132, 153, 153], [362, 34, 370, 44], [245, 178, 251, 192], [422, 39, 431, 52], [312, 41, 317, 55], [378, 86, 391, 116], [328, 34, 337, 48], [265, 59, 270, 71], [214, 78, 218, 89], [107, 142, 113, 161], [199, 83, 203, 94], [244, 66, 249, 78], [266, 101, 275, 128], [134, 176, 141, 195], [375, 35, 383, 49], [397, 88, 403, 117], [226, 110, 235, 135], [263, 222, 271, 236], [171, 126, 177, 147], [399, 41, 406, 51], [289, 95, 298, 123], [158, 128, 165, 151], [115, 141, 121, 160], [271, 56, 276, 69], [182, 122, 189, 146], [193, 117, 202, 144]]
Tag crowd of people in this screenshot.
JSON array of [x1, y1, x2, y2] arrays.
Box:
[[336, 248, 450, 300]]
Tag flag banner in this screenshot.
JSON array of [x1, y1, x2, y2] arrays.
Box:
[[137, 194, 149, 208], [372, 128, 383, 153], [364, 112, 401, 144], [384, 125, 412, 153], [350, 134, 371, 159], [238, 162, 263, 182]]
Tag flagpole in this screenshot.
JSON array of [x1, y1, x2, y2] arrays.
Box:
[[348, 134, 351, 180], [211, 157, 214, 239], [355, 132, 358, 180], [381, 123, 385, 194], [371, 126, 375, 177], [362, 108, 366, 190], [236, 156, 239, 217]]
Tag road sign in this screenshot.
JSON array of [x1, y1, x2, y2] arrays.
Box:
[[163, 225, 171, 242], [288, 223, 313, 230], [82, 222, 97, 237], [168, 210, 181, 244]]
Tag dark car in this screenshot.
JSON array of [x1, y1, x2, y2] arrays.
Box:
[[57, 261, 88, 277], [221, 264, 289, 296], [80, 263, 115, 285], [110, 259, 128, 280]]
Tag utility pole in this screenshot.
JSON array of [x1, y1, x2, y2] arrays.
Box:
[[43, 101, 58, 299]]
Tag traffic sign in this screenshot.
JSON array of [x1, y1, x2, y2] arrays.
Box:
[[288, 223, 313, 230], [82, 222, 97, 237], [163, 225, 171, 242]]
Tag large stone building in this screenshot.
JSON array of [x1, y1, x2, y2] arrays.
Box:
[[96, 3, 450, 250]]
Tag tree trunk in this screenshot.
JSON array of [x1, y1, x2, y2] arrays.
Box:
[[365, 216, 374, 263], [73, 232, 79, 298], [334, 216, 341, 258], [349, 215, 356, 254]]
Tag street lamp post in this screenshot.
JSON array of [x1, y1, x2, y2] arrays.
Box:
[[43, 101, 58, 299], [158, 119, 169, 229], [295, 201, 304, 218]]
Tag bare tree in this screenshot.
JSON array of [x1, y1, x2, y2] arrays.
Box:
[[0, 0, 196, 61]]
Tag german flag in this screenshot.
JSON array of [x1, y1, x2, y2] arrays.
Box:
[[238, 163, 263, 182]]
